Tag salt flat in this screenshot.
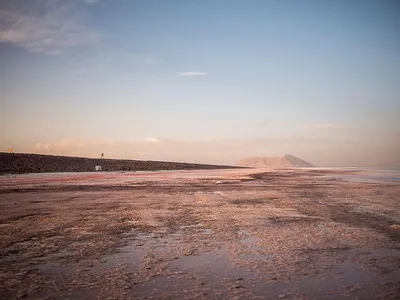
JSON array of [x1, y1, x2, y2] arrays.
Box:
[[0, 168, 399, 299]]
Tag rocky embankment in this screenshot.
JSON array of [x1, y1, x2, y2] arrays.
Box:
[[0, 153, 239, 173]]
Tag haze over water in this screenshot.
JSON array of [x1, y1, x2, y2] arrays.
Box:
[[315, 167, 400, 182], [347, 168, 400, 182]]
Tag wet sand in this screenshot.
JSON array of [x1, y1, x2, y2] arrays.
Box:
[[0, 168, 399, 299]]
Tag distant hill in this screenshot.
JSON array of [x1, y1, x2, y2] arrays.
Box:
[[236, 154, 314, 168], [0, 153, 240, 174]]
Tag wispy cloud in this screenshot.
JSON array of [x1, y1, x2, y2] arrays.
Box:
[[302, 124, 340, 129], [143, 137, 163, 143], [35, 138, 134, 153], [179, 72, 208, 76], [83, 0, 102, 4], [0, 0, 100, 54]]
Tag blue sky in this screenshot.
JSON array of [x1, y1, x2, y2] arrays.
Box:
[[1, 0, 399, 166]]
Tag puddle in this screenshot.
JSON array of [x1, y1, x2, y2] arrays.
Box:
[[179, 223, 204, 230], [238, 229, 263, 251], [169, 251, 260, 285], [274, 262, 385, 299], [340, 262, 382, 284], [171, 251, 231, 275], [38, 261, 77, 277], [32, 232, 183, 279], [238, 253, 274, 261], [165, 251, 294, 298], [128, 275, 199, 299], [89, 243, 146, 274], [92, 233, 184, 274], [178, 223, 214, 235]]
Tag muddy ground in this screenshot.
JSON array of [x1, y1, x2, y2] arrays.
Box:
[[0, 169, 399, 299]]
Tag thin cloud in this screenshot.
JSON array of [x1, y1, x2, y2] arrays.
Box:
[[83, 0, 102, 4], [143, 137, 163, 143], [0, 0, 100, 54], [179, 72, 208, 76], [303, 124, 340, 129]]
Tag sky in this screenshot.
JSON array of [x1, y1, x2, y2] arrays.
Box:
[[0, 0, 399, 167]]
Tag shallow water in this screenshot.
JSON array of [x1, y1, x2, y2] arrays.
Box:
[[321, 167, 400, 182]]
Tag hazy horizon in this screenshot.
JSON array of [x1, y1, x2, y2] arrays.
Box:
[[1, 0, 399, 167]]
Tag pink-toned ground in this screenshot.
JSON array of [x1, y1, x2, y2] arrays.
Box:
[[0, 168, 399, 299]]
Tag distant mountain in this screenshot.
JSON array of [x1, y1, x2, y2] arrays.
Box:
[[236, 154, 314, 168]]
